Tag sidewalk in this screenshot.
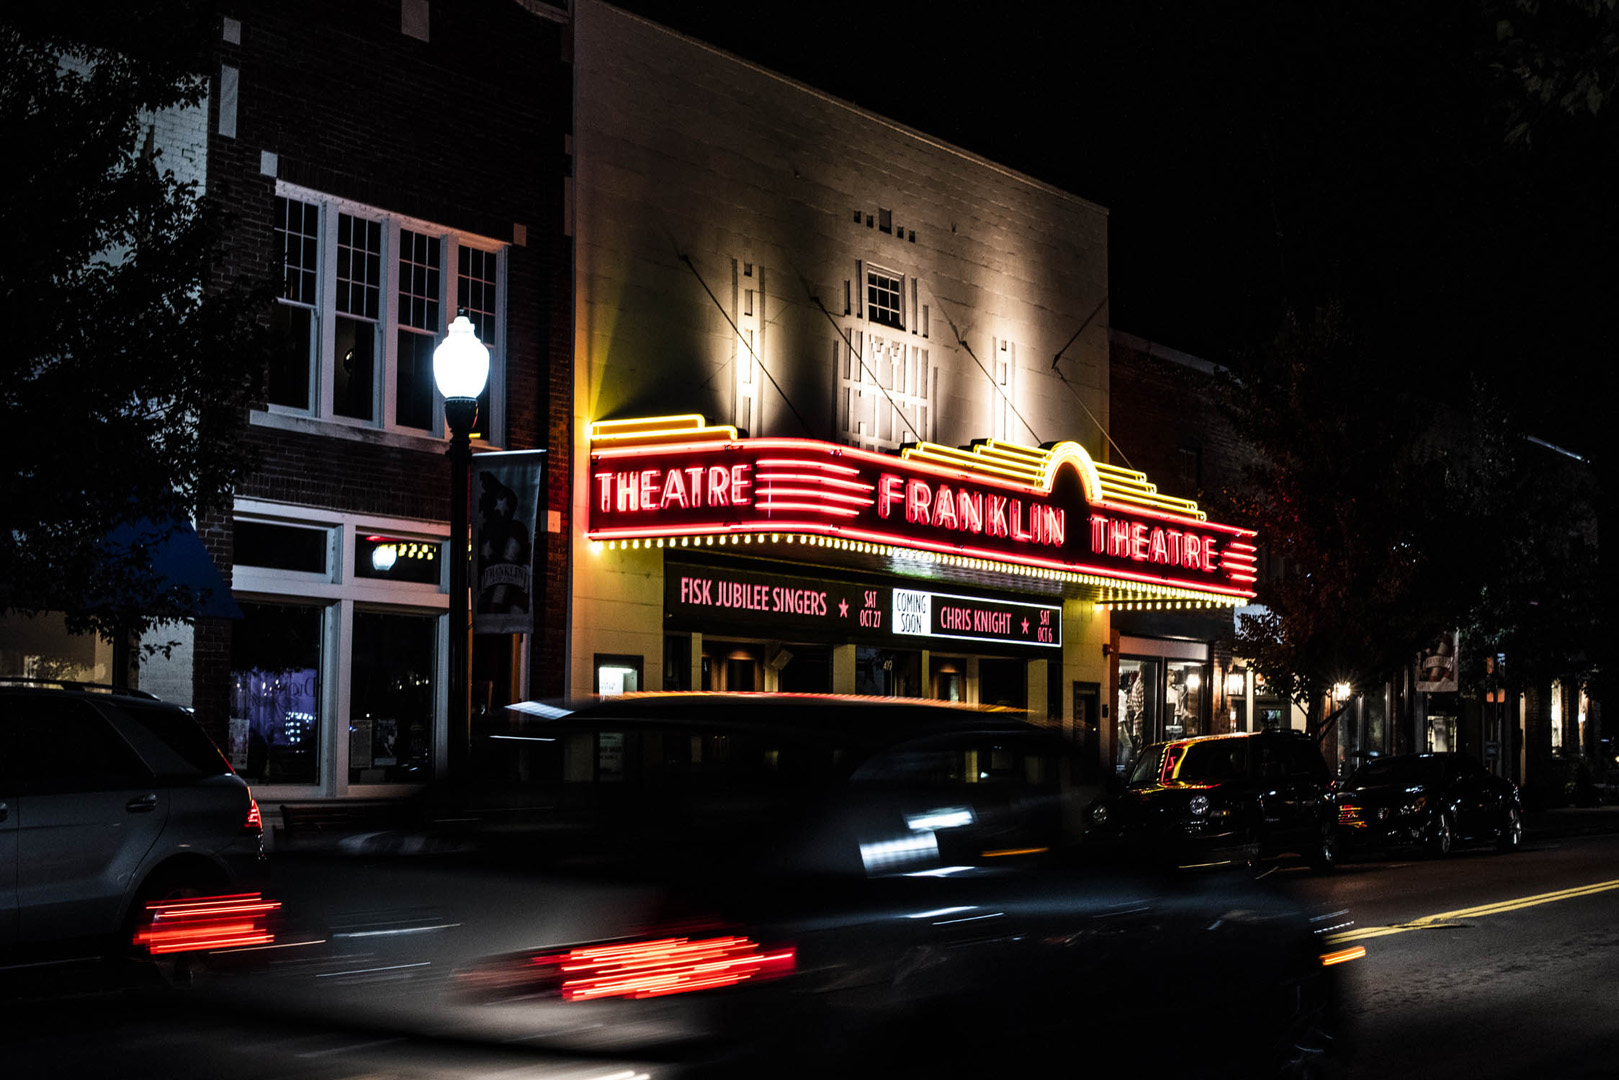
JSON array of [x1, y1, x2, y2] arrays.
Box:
[[1524, 802, 1619, 840]]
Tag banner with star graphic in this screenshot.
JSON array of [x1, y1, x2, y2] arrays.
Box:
[[471, 450, 545, 635]]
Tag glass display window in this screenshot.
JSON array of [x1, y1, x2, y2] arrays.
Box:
[[230, 601, 323, 785]]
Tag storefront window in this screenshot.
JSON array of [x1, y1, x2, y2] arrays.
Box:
[[230, 601, 323, 784], [1117, 658, 1160, 772], [978, 658, 1026, 709], [1165, 661, 1206, 739], [1550, 682, 1564, 751], [776, 646, 832, 693], [932, 658, 965, 702], [349, 611, 436, 783], [1426, 715, 1458, 753]]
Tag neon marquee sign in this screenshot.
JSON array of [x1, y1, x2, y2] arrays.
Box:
[[588, 416, 1257, 599]]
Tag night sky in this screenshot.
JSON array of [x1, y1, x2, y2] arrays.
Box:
[[609, 2, 1611, 460]]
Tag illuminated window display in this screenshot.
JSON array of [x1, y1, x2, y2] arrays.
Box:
[[230, 601, 322, 785], [349, 611, 436, 783]]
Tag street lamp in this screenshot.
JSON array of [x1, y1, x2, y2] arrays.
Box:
[[433, 313, 489, 778]]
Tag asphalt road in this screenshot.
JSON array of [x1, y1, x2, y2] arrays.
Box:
[[1280, 816, 1619, 1080], [7, 812, 1617, 1079]]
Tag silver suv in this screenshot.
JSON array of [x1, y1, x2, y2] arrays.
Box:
[[0, 681, 264, 971]]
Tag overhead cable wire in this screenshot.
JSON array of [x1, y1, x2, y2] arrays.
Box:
[[1051, 293, 1109, 370], [680, 253, 814, 437], [1045, 293, 1133, 469], [924, 288, 1042, 445]]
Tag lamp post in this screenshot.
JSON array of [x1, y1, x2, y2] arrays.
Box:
[[433, 314, 490, 778]]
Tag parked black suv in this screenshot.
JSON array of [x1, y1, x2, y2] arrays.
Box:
[[1088, 729, 1339, 872], [0, 680, 265, 973]]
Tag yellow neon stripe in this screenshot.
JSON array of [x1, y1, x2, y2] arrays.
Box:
[[1320, 946, 1366, 966], [590, 413, 709, 437], [591, 427, 739, 446], [981, 847, 1050, 858], [1325, 879, 1619, 944]]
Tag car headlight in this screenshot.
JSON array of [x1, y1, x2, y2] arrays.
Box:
[[1188, 794, 1210, 817], [1399, 795, 1428, 817], [1089, 803, 1110, 826]]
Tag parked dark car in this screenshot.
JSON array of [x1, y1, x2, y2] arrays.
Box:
[[1088, 729, 1339, 873], [206, 694, 1354, 1078], [0, 680, 265, 978], [1333, 752, 1522, 856]]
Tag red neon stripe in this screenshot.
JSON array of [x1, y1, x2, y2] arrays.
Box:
[[754, 457, 861, 475], [756, 486, 874, 505], [756, 502, 862, 517], [755, 471, 876, 492]]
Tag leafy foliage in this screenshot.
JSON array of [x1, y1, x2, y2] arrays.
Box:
[[1487, 0, 1619, 144], [1215, 306, 1452, 730], [0, 3, 268, 644], [1220, 305, 1603, 728]]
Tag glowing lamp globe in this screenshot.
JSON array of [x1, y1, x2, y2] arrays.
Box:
[[433, 315, 490, 401]]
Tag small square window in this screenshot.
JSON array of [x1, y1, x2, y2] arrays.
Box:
[[866, 267, 903, 330]]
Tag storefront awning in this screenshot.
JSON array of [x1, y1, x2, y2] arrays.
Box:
[[95, 517, 244, 620], [585, 415, 1257, 608]]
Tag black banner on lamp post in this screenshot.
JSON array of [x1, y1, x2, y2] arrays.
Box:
[[471, 450, 545, 635]]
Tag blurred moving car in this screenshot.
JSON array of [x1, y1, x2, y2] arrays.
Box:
[[1333, 752, 1522, 856], [208, 694, 1353, 1079], [0, 680, 265, 977], [1087, 730, 1339, 873]]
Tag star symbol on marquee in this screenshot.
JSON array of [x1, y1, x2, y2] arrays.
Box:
[[838, 597, 850, 617], [1021, 617, 1030, 634]]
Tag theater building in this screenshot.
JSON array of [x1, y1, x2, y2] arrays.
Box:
[[567, 2, 1255, 771]]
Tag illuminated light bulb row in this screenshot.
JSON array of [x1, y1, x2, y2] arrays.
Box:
[[1091, 598, 1243, 612], [588, 535, 1244, 610]]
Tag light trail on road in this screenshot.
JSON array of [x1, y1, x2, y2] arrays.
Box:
[[1326, 877, 1619, 944]]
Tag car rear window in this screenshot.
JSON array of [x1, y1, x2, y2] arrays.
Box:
[[107, 702, 233, 777], [1176, 740, 1250, 783]]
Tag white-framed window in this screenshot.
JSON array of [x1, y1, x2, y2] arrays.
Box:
[[865, 264, 905, 330], [835, 331, 931, 452], [229, 500, 450, 800], [269, 183, 507, 443]]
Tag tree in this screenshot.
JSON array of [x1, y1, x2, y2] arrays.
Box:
[[0, 4, 268, 652], [1487, 0, 1619, 145], [1215, 305, 1456, 739]]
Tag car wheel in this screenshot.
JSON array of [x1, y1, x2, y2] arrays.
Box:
[[1496, 806, 1523, 852], [1309, 824, 1338, 873], [124, 869, 226, 989], [1427, 814, 1454, 858]]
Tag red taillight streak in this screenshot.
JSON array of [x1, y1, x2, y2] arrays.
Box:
[[133, 893, 280, 955], [537, 935, 795, 1001]]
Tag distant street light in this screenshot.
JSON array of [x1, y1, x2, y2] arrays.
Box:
[[434, 314, 490, 778]]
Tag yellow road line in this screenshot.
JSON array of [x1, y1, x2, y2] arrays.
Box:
[[1326, 878, 1619, 944]]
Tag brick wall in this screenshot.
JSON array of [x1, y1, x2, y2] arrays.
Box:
[[192, 0, 573, 732], [1108, 330, 1260, 524]]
